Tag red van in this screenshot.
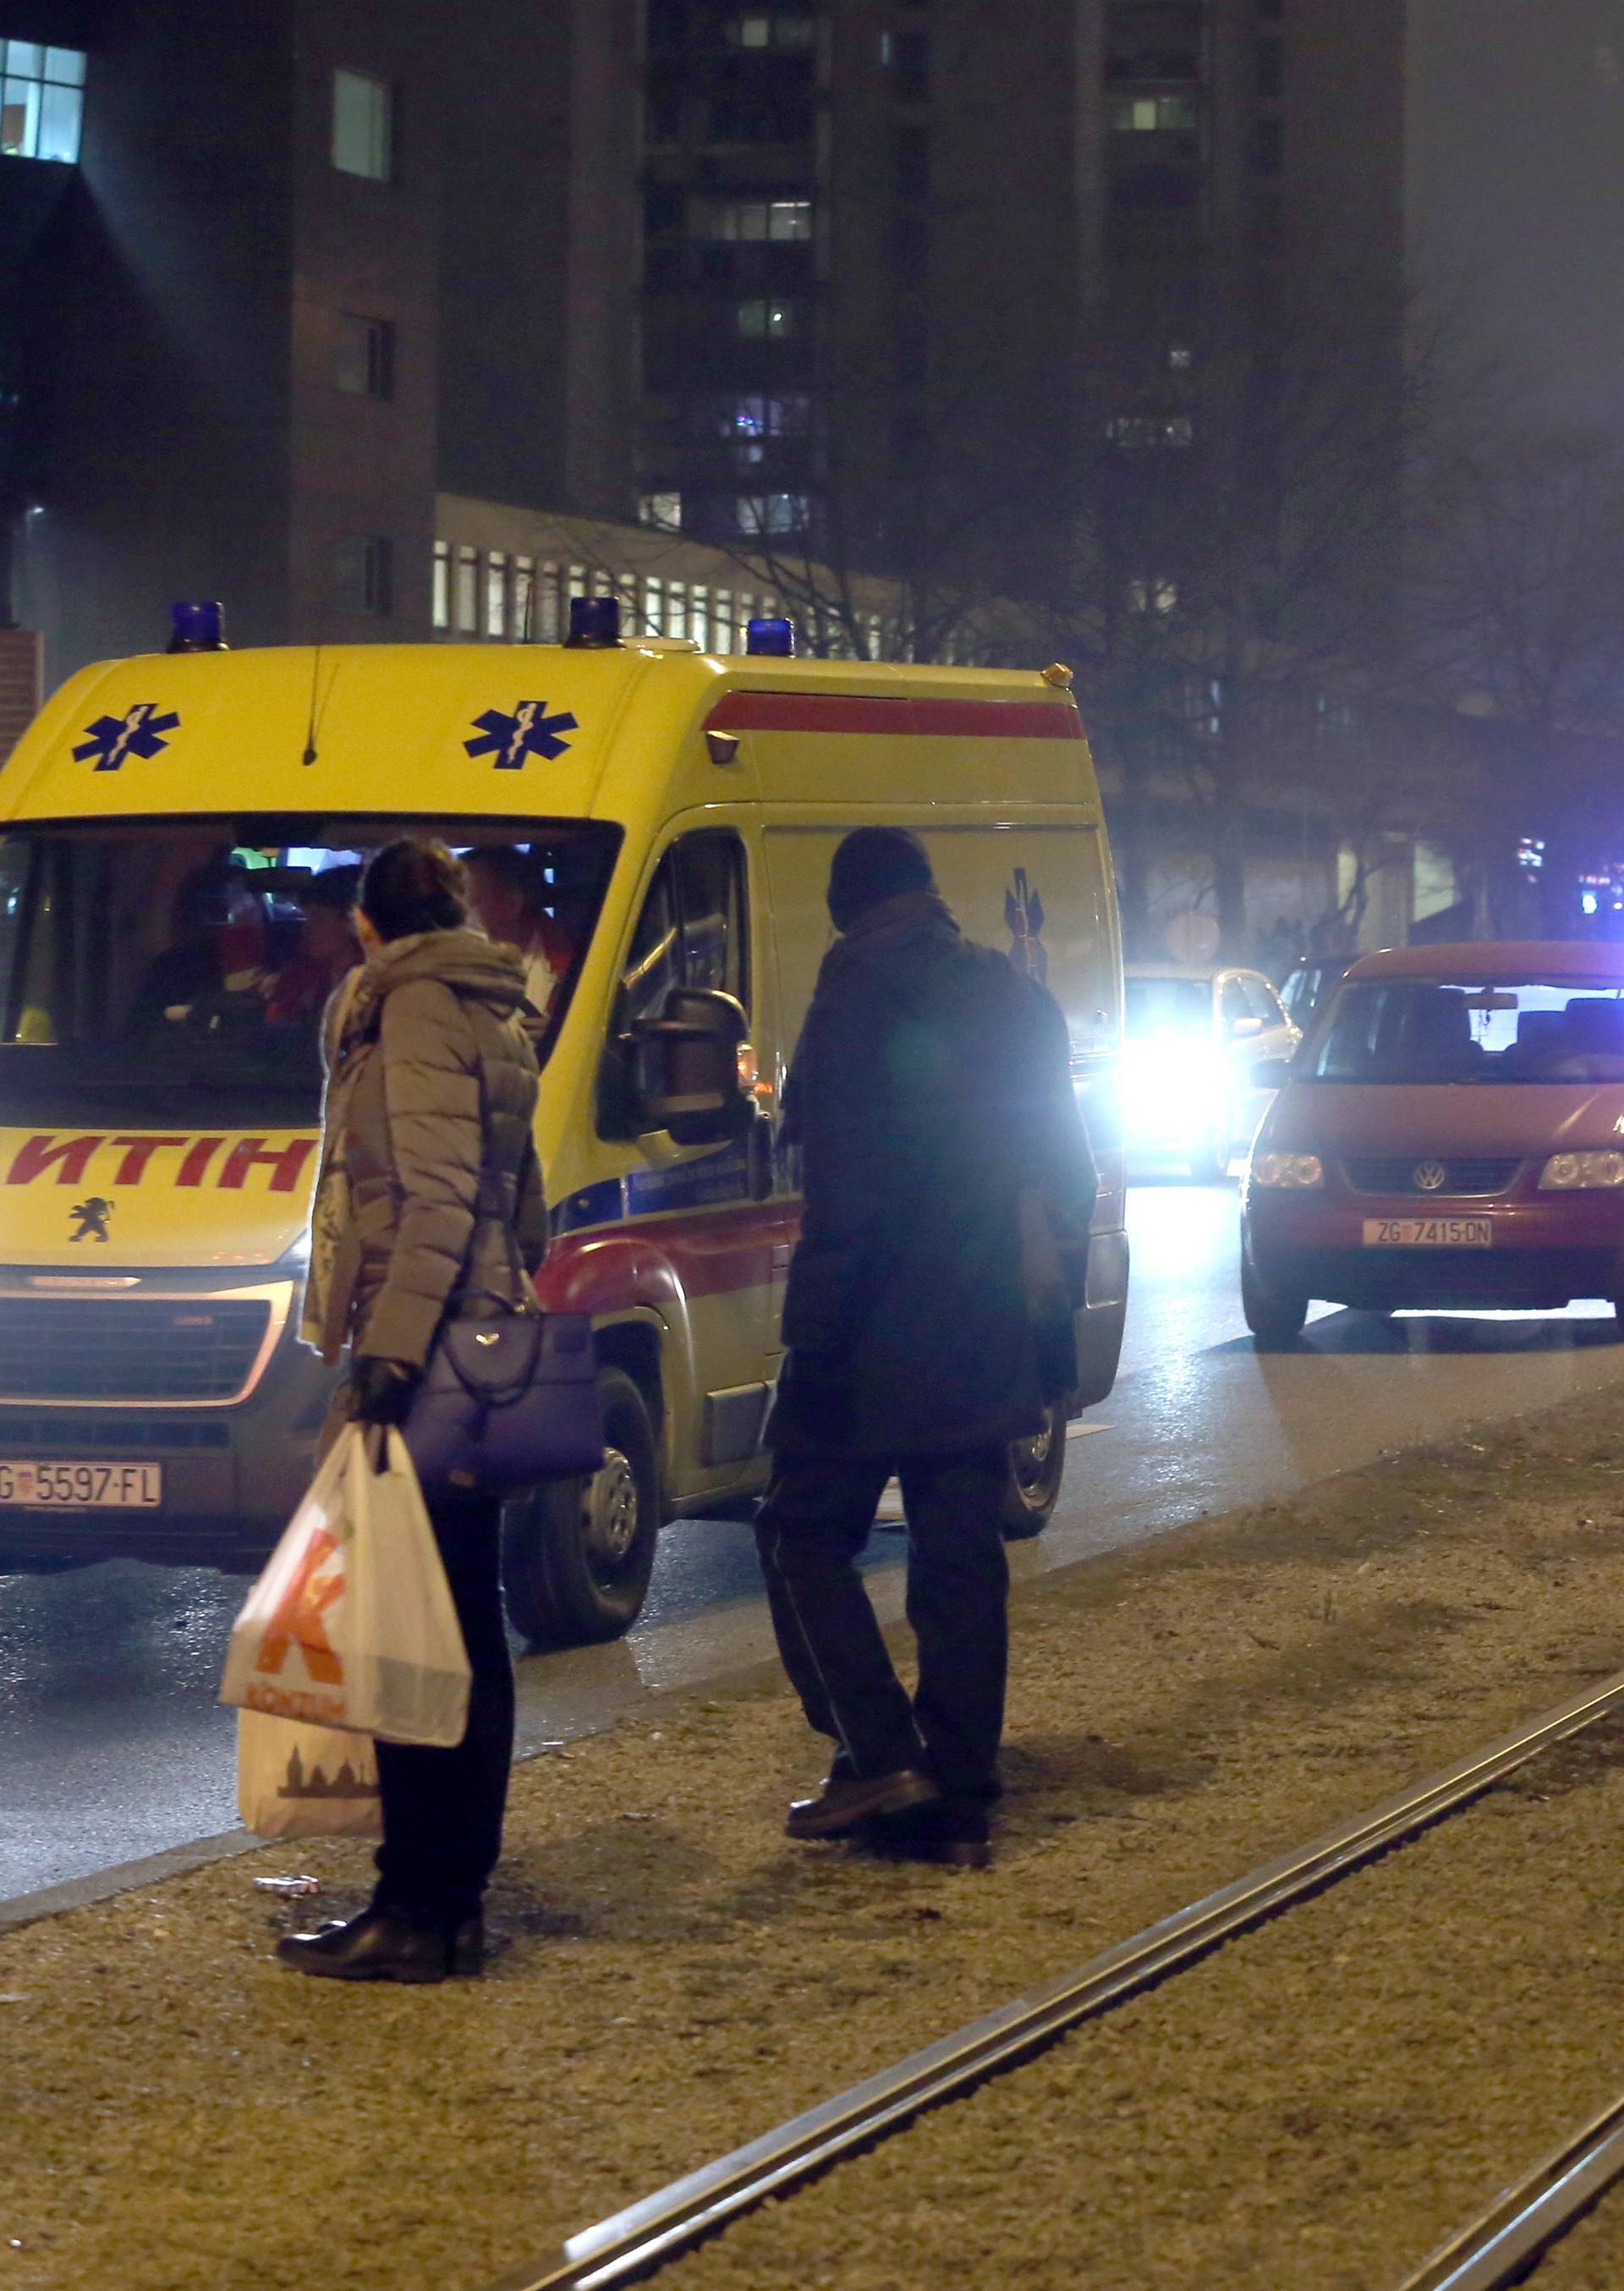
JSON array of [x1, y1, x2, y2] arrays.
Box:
[[1240, 942, 1624, 1344]]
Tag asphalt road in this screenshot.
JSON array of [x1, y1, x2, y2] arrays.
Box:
[[4, 1174, 1623, 1904]]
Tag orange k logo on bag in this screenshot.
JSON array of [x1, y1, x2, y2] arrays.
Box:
[[255, 1527, 345, 1685]]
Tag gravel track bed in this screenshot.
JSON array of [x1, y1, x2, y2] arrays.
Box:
[[667, 1722, 1624, 2291], [9, 1390, 1624, 2290]]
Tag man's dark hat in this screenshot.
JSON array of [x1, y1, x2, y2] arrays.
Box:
[[826, 827, 935, 931]]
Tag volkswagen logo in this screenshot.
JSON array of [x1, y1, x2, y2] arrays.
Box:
[[1413, 1161, 1449, 1193]]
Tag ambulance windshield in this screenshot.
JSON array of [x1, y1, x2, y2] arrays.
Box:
[[0, 817, 620, 1119]]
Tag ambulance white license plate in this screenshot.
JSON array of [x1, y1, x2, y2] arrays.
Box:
[[1362, 1217, 1493, 1248], [0, 1461, 162, 1508]]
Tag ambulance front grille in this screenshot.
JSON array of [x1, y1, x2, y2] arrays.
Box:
[[0, 1299, 272, 1404]]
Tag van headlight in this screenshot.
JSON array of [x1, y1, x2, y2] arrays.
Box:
[[1251, 1151, 1324, 1189], [1539, 1151, 1624, 1189]]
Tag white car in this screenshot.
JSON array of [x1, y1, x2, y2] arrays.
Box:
[[1123, 963, 1301, 1182]]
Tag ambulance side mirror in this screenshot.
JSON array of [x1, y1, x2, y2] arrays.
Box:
[[628, 988, 756, 1146]]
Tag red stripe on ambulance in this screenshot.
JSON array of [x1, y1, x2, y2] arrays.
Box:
[[704, 691, 1083, 741]]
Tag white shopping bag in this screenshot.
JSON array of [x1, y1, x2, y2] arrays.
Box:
[[237, 1710, 381, 1840], [220, 1426, 470, 1750]]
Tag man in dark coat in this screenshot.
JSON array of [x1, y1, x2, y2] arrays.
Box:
[[757, 827, 1098, 1865]]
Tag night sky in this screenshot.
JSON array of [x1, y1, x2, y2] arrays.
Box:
[[1409, 0, 1624, 424]]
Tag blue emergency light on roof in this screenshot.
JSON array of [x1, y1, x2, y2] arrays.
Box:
[[746, 616, 796, 657], [166, 600, 227, 653], [565, 595, 622, 648]]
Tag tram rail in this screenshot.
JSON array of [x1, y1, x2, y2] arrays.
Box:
[[482, 1665, 1624, 2291]]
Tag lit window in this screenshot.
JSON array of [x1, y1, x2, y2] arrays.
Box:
[[691, 585, 710, 649], [668, 580, 688, 636], [485, 552, 508, 639], [1167, 342, 1195, 371], [536, 563, 561, 642], [333, 314, 395, 399], [645, 575, 666, 635], [456, 547, 478, 633], [1127, 577, 1178, 617], [738, 493, 808, 535], [1107, 414, 1195, 448], [1108, 93, 1197, 132], [714, 589, 735, 650], [1, 41, 85, 163], [432, 541, 450, 631], [336, 535, 393, 616], [694, 195, 813, 242], [639, 491, 683, 531], [332, 68, 392, 181], [736, 299, 798, 338], [513, 557, 535, 640], [727, 13, 813, 48]]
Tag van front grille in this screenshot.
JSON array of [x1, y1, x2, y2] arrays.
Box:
[[1341, 1157, 1523, 1199], [0, 1298, 272, 1403]]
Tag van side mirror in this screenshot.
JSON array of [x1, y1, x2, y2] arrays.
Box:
[[1252, 1056, 1292, 1090], [627, 987, 756, 1146], [1228, 1014, 1265, 1041]]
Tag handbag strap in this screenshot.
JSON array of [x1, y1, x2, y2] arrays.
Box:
[[464, 1028, 538, 1319]]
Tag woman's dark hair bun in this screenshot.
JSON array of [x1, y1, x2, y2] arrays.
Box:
[[359, 838, 469, 942]]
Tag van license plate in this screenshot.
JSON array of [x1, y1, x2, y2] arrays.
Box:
[[1362, 1218, 1493, 1248], [0, 1462, 162, 1508]]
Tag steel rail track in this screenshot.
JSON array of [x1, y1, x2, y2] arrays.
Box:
[[483, 1667, 1624, 2291], [1396, 2092, 1624, 2290]]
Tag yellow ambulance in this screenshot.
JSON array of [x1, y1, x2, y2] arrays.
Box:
[[0, 608, 1127, 1642]]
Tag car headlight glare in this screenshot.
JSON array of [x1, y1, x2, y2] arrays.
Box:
[[1251, 1151, 1324, 1189], [1539, 1151, 1624, 1190]]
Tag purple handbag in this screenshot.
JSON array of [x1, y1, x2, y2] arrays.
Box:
[[400, 1180, 605, 1502]]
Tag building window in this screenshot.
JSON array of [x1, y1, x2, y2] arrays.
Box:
[[1166, 341, 1195, 371], [336, 535, 393, 616], [513, 557, 535, 640], [537, 563, 562, 641], [1, 41, 85, 163], [332, 69, 392, 181], [456, 547, 478, 633], [727, 13, 815, 49], [1107, 414, 1195, 449], [639, 491, 683, 531], [668, 580, 688, 637], [1127, 577, 1179, 617], [644, 576, 666, 636], [1108, 94, 1198, 133], [432, 541, 450, 631], [738, 492, 809, 536], [485, 552, 508, 639], [333, 314, 395, 399], [714, 589, 735, 651], [690, 586, 710, 650], [736, 299, 798, 339], [693, 196, 813, 243]]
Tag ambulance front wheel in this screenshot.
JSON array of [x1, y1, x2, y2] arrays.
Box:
[[1000, 1405, 1067, 1541], [502, 1369, 661, 1645]]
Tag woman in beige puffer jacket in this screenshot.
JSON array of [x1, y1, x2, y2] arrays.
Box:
[[278, 838, 548, 1985]]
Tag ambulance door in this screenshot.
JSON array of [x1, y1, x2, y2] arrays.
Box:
[[610, 821, 776, 1484]]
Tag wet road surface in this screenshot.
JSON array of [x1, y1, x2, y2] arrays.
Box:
[[4, 1175, 1622, 1902]]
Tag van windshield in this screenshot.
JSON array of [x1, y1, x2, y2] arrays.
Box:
[[1309, 979, 1624, 1085], [0, 816, 620, 1122], [1125, 977, 1210, 1039]]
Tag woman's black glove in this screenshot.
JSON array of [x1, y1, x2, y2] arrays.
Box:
[[348, 1356, 420, 1426]]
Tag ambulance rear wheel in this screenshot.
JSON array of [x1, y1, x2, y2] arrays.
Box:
[[1001, 1406, 1067, 1541], [502, 1369, 661, 1646]]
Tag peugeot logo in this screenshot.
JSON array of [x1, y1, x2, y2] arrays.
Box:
[[1413, 1161, 1449, 1193]]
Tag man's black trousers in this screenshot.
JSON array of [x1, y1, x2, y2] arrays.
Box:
[[754, 1446, 1010, 1802], [371, 1494, 514, 1925]]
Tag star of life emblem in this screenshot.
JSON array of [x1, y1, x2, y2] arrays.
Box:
[[72, 703, 181, 772], [464, 700, 579, 771]]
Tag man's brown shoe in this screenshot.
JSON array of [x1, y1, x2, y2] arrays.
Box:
[[785, 1768, 939, 1839]]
